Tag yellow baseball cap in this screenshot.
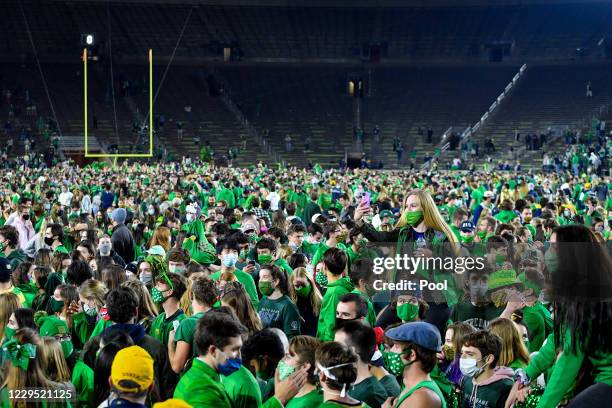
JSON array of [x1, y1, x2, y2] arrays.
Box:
[[154, 400, 193, 408], [111, 346, 154, 393]]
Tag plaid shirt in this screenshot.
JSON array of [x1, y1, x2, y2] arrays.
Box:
[[252, 207, 271, 225]]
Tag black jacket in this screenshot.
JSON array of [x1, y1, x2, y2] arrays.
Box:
[[111, 224, 135, 264], [82, 323, 177, 401]]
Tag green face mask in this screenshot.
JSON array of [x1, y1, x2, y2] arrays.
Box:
[[404, 210, 423, 227], [495, 254, 507, 265], [150, 287, 169, 304], [441, 344, 455, 361], [239, 249, 248, 260], [477, 230, 487, 240], [258, 280, 275, 296], [396, 302, 419, 322], [4, 326, 16, 340], [315, 271, 328, 287], [277, 360, 296, 382], [383, 349, 413, 377], [0, 242, 6, 253], [295, 284, 312, 298], [544, 250, 558, 273], [50, 298, 65, 313], [258, 254, 273, 265], [462, 235, 475, 244]]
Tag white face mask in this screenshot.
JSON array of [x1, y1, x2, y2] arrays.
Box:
[[222, 253, 238, 268], [459, 357, 485, 378], [186, 213, 195, 222]]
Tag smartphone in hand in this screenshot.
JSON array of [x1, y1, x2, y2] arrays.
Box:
[[361, 192, 371, 208]]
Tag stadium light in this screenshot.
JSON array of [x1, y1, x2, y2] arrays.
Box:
[[81, 33, 95, 47]]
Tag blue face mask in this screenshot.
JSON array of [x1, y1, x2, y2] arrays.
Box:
[[217, 357, 242, 376]]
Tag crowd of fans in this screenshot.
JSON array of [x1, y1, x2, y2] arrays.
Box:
[[0, 157, 609, 408]]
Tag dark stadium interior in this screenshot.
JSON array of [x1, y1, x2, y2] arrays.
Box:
[[2, 0, 612, 168]]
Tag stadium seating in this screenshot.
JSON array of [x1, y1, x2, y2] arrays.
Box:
[[220, 65, 518, 167], [3, 2, 612, 61], [439, 63, 612, 168]]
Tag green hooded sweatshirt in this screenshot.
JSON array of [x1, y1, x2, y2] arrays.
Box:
[[317, 276, 354, 341]]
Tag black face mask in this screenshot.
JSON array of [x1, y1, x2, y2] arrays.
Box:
[[44, 237, 55, 246], [22, 214, 30, 221], [335, 316, 358, 331]]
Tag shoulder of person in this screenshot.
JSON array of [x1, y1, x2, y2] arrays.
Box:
[[401, 386, 442, 407]]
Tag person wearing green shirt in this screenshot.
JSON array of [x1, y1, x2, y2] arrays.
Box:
[[282, 335, 323, 408], [169, 276, 216, 373], [335, 321, 388, 408], [180, 208, 217, 265], [256, 236, 293, 276], [507, 225, 612, 408], [348, 259, 377, 327], [149, 272, 187, 346], [210, 239, 259, 308], [316, 341, 370, 408], [450, 208, 468, 242], [384, 322, 449, 408], [173, 312, 240, 407], [311, 222, 349, 269], [475, 216, 497, 244], [0, 226, 27, 270], [501, 272, 552, 353], [71, 359, 94, 408], [222, 365, 263, 408], [494, 200, 518, 224], [258, 265, 301, 339], [302, 223, 323, 259], [317, 248, 354, 342], [174, 311, 305, 408]]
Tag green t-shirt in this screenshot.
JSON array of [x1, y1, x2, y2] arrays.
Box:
[[210, 268, 259, 309], [174, 358, 233, 408], [149, 309, 186, 346], [174, 311, 206, 357], [522, 302, 553, 353], [71, 360, 94, 408], [258, 295, 301, 339], [349, 376, 387, 408], [379, 375, 401, 398], [221, 365, 262, 408], [286, 389, 324, 408]]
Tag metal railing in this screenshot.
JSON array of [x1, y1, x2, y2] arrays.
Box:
[[420, 64, 527, 170], [459, 63, 527, 144]]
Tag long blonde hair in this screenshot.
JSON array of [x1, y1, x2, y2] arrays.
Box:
[[489, 318, 530, 367], [40, 337, 71, 382], [395, 189, 459, 246], [291, 267, 322, 315], [2, 328, 54, 395], [0, 293, 21, 341]]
